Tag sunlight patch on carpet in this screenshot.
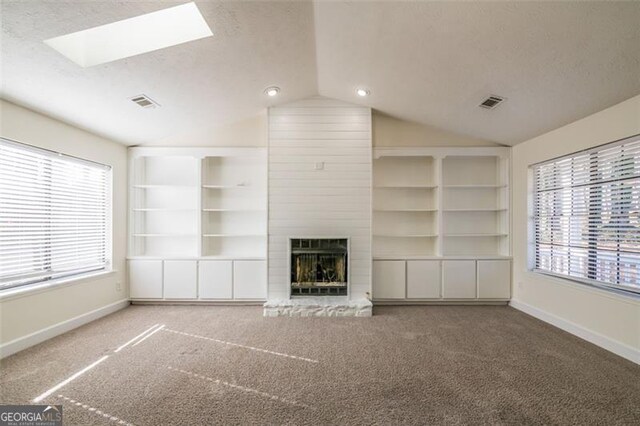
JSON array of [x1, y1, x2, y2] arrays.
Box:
[[163, 328, 319, 363], [166, 365, 314, 409]]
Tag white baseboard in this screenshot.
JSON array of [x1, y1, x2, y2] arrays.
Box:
[[0, 299, 130, 359], [509, 299, 639, 365]]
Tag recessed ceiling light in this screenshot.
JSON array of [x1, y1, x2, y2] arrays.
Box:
[[356, 88, 370, 97], [44, 2, 213, 67], [265, 87, 280, 97]]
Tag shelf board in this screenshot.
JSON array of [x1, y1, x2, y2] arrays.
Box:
[[133, 184, 197, 189], [374, 208, 437, 212], [202, 184, 249, 189], [374, 234, 438, 238], [132, 208, 196, 212], [133, 233, 198, 237], [127, 255, 267, 260], [202, 208, 265, 212], [443, 184, 507, 189], [200, 255, 266, 260], [203, 234, 266, 237], [373, 255, 512, 260], [374, 185, 437, 189], [444, 233, 508, 237], [443, 208, 508, 212]]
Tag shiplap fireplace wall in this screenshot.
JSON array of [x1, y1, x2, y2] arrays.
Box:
[[267, 97, 372, 300]]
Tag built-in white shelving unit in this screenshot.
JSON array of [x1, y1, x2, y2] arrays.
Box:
[[128, 147, 267, 302], [373, 155, 439, 258], [441, 153, 510, 257], [130, 155, 200, 258], [372, 147, 511, 302], [201, 154, 267, 259]]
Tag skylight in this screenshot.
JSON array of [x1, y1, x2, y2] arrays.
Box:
[[44, 2, 213, 67]]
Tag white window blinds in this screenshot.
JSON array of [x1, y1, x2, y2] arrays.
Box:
[[0, 138, 111, 290], [532, 134, 640, 295]]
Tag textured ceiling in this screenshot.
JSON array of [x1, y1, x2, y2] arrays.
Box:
[[0, 1, 318, 145], [1, 1, 639, 146], [315, 1, 640, 145]]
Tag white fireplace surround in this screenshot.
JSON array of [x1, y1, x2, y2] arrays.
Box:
[[265, 235, 374, 317], [264, 97, 373, 316]]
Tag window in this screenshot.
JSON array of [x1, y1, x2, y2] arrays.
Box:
[[0, 138, 111, 291], [531, 134, 640, 295]]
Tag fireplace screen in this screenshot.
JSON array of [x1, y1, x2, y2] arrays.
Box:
[[290, 238, 348, 296]]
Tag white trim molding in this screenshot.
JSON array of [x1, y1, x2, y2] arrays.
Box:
[[0, 299, 129, 359], [510, 299, 640, 365]]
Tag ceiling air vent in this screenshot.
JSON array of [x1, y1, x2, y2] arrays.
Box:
[[479, 95, 505, 110], [130, 94, 159, 109]]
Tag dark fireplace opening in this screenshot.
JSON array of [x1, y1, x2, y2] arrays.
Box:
[[290, 238, 348, 296]]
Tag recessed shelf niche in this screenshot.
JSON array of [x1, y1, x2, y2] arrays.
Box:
[[201, 154, 267, 257], [373, 155, 439, 257], [129, 148, 267, 259], [441, 154, 509, 257], [372, 148, 510, 259], [130, 155, 199, 257]]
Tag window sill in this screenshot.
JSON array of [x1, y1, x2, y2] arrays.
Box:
[[527, 270, 640, 305], [0, 270, 118, 302]]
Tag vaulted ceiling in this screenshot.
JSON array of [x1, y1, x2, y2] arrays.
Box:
[[1, 1, 639, 146]]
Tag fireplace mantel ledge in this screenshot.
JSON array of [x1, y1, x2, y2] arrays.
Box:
[[263, 297, 372, 317]]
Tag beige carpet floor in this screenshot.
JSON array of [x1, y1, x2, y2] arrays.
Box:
[[1, 305, 639, 425]]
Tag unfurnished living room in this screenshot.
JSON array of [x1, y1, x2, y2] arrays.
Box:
[[0, 1, 639, 425]]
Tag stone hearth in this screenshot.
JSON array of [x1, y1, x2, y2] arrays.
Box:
[[263, 297, 372, 317]]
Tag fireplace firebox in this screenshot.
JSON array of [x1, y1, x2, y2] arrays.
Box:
[[290, 238, 348, 296]]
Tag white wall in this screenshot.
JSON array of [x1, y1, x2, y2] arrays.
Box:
[[373, 111, 501, 147], [144, 112, 267, 147], [0, 100, 128, 355], [511, 94, 640, 364], [267, 97, 372, 300]]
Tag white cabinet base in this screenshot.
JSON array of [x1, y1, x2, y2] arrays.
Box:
[[199, 261, 233, 299], [164, 260, 197, 299], [442, 260, 477, 299], [407, 260, 441, 299], [129, 260, 163, 299], [233, 260, 267, 299], [128, 259, 267, 302], [373, 261, 406, 299], [478, 260, 511, 299]]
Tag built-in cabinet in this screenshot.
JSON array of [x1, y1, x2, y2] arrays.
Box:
[[372, 147, 511, 302], [373, 259, 511, 301], [128, 147, 267, 301], [129, 259, 267, 301], [198, 260, 233, 299], [129, 260, 163, 299], [372, 260, 405, 299], [441, 260, 477, 299], [407, 260, 441, 299], [127, 146, 511, 303]]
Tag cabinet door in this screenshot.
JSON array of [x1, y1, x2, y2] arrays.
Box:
[[164, 260, 197, 299], [199, 261, 233, 299], [373, 260, 406, 299], [442, 260, 476, 299], [233, 260, 267, 299], [478, 260, 511, 299], [129, 260, 163, 299], [407, 260, 441, 299]]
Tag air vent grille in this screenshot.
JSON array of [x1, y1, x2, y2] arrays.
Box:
[[479, 95, 505, 109], [130, 94, 159, 109]]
